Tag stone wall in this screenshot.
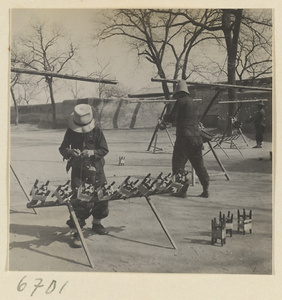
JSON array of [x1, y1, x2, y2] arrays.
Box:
[[10, 98, 167, 129], [10, 90, 272, 133]]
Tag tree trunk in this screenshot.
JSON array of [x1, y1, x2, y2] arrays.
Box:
[[227, 55, 237, 115], [157, 64, 173, 112], [10, 87, 19, 125], [46, 76, 57, 129], [222, 9, 243, 134]]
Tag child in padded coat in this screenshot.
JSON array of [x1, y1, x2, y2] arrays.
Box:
[[59, 104, 109, 247]]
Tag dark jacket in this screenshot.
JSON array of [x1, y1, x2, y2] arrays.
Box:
[[59, 126, 109, 175], [163, 94, 202, 144], [253, 108, 266, 127]]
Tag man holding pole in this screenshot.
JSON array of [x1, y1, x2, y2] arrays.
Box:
[[160, 80, 210, 198]]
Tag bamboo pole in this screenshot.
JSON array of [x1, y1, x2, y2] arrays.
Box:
[[10, 164, 37, 214], [199, 90, 222, 122], [144, 196, 178, 250], [218, 99, 268, 104], [151, 78, 272, 92], [67, 202, 95, 269], [207, 141, 230, 181], [147, 104, 168, 151], [125, 98, 202, 103], [11, 68, 118, 85], [128, 92, 173, 98]]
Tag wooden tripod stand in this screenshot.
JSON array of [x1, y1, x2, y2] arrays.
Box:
[[147, 104, 175, 152], [220, 102, 248, 147]]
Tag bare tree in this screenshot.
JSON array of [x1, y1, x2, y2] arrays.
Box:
[[11, 45, 39, 124], [166, 9, 271, 136], [67, 81, 86, 99], [189, 10, 272, 85], [88, 60, 113, 98], [12, 20, 79, 128], [10, 44, 24, 125], [95, 9, 218, 106], [236, 10, 272, 83], [162, 9, 241, 117], [10, 73, 20, 125]]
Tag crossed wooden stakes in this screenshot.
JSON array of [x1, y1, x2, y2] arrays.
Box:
[[26, 172, 187, 269]]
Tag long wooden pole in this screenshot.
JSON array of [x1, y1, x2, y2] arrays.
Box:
[[218, 99, 268, 104], [207, 141, 230, 181], [11, 68, 118, 85], [147, 104, 168, 151], [124, 98, 201, 103], [128, 92, 173, 98], [10, 164, 37, 214], [199, 90, 222, 123], [151, 78, 272, 92], [144, 196, 177, 250], [67, 202, 95, 269]]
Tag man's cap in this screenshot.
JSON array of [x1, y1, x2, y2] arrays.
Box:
[[173, 80, 190, 97], [69, 104, 95, 133]]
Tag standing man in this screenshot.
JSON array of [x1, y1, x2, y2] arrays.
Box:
[[248, 100, 266, 148], [59, 103, 109, 247], [162, 80, 210, 198]]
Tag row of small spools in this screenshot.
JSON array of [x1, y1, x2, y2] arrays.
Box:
[[211, 209, 252, 246]]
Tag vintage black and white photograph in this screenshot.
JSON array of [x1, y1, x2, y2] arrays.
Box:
[[9, 8, 273, 275]]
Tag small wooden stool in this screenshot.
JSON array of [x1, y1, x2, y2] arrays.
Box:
[[219, 211, 233, 237], [237, 209, 252, 234], [211, 216, 226, 246]]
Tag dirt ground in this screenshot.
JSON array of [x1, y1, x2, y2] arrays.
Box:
[[9, 124, 272, 274]]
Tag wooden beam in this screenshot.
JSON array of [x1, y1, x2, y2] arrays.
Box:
[[82, 97, 202, 103], [199, 90, 222, 122], [11, 68, 118, 85], [128, 92, 173, 98], [218, 99, 268, 104], [151, 78, 272, 92]]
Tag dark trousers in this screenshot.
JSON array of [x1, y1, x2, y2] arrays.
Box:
[[255, 124, 265, 145], [172, 137, 210, 189], [67, 167, 109, 229]]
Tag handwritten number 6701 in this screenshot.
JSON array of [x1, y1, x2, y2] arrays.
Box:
[[17, 276, 68, 296]]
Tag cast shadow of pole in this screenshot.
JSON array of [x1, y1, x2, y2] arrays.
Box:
[[106, 234, 172, 250], [83, 225, 172, 250], [9, 223, 89, 268]]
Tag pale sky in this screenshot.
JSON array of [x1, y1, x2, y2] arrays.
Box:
[[10, 8, 271, 104], [11, 9, 159, 103]]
